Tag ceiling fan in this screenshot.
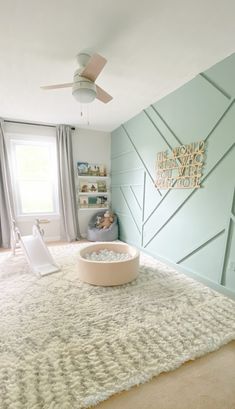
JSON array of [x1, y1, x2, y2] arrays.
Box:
[[41, 53, 113, 104]]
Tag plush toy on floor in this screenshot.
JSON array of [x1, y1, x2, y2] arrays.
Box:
[[96, 211, 114, 229], [95, 215, 102, 228], [87, 210, 118, 241]]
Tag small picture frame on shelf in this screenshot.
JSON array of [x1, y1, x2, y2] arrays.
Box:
[[99, 164, 106, 177], [77, 162, 88, 175], [88, 182, 98, 192], [88, 196, 98, 207], [97, 180, 107, 192], [96, 196, 108, 207], [79, 196, 88, 208], [80, 182, 89, 192], [77, 161, 107, 177], [87, 163, 100, 176]]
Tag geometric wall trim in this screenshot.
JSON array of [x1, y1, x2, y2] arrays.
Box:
[[111, 52, 235, 295], [221, 187, 235, 287], [176, 228, 225, 264]]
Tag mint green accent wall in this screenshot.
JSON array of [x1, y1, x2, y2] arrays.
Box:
[[111, 53, 235, 296]]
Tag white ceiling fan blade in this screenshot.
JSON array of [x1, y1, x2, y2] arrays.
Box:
[[40, 82, 73, 90], [80, 53, 107, 82], [96, 85, 113, 103]]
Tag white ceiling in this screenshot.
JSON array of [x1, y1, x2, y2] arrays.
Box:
[[1, 0, 235, 132]]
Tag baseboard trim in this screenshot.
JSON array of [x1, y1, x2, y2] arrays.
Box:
[[120, 238, 235, 301]]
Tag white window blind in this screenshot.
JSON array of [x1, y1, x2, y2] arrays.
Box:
[[8, 134, 59, 217]]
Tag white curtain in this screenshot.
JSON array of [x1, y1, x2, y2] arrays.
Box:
[[56, 125, 80, 241], [0, 119, 15, 248]]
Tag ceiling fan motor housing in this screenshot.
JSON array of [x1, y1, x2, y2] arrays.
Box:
[[72, 69, 97, 103]]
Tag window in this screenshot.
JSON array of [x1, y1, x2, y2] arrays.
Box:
[[8, 135, 59, 217]]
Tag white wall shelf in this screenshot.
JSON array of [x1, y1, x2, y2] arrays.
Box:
[[78, 207, 109, 211], [78, 174, 110, 212], [78, 175, 109, 180], [79, 192, 109, 196]]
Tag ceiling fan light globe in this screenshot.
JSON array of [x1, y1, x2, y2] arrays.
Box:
[[76, 52, 91, 68], [72, 80, 97, 103]]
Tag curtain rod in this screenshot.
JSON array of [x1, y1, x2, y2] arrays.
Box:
[[4, 119, 75, 131]]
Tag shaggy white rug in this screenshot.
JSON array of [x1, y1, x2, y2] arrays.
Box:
[[0, 243, 235, 409]]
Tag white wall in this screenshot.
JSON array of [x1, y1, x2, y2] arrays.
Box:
[[72, 128, 111, 237]]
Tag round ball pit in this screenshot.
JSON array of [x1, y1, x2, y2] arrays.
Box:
[[77, 242, 139, 286]]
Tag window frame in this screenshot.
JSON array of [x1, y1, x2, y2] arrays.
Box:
[[7, 133, 60, 220]]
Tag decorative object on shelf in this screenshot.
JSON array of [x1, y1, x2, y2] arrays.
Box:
[[88, 182, 98, 192], [77, 161, 107, 177], [97, 180, 107, 192], [80, 182, 89, 192], [82, 196, 108, 208], [155, 140, 206, 189], [78, 189, 109, 209], [88, 163, 107, 176], [96, 196, 108, 207], [79, 181, 107, 193], [87, 163, 100, 176], [79, 196, 88, 208], [77, 162, 88, 175], [99, 164, 106, 176], [88, 196, 97, 207]]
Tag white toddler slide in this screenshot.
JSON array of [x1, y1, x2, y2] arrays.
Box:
[[12, 219, 60, 276]]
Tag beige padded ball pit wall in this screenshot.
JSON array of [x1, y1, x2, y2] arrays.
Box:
[[77, 242, 139, 286]]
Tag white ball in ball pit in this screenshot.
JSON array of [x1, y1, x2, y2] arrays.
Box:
[[77, 242, 139, 286]]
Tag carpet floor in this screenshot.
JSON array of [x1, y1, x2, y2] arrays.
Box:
[[0, 243, 235, 409], [96, 340, 235, 409]]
